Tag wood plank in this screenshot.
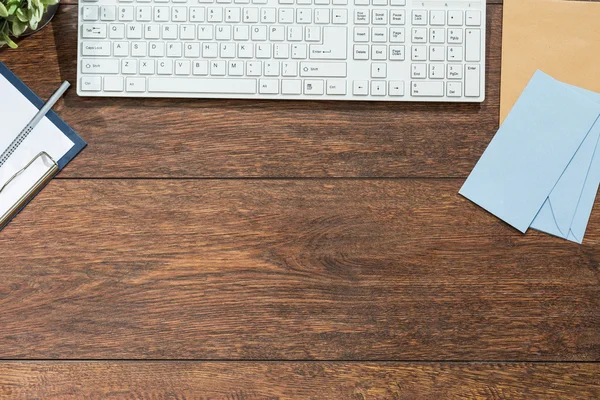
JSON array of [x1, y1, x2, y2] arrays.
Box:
[[1, 362, 599, 398], [0, 5, 503, 178], [1, 180, 599, 360]]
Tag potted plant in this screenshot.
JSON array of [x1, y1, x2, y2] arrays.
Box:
[[0, 0, 60, 48]]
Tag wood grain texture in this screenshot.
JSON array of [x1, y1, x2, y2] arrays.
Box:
[[0, 5, 503, 178], [1, 0, 600, 395], [1, 362, 600, 399], [1, 180, 599, 360]]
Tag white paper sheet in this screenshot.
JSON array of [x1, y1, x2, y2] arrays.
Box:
[[0, 75, 74, 218]]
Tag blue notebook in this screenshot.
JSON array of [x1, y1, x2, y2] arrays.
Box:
[[0, 61, 86, 231]]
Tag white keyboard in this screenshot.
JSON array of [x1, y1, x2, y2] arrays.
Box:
[[77, 0, 486, 102]]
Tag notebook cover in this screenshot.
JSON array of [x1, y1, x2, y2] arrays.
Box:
[[0, 61, 87, 230]]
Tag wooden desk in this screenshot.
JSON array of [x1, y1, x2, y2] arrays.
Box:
[[1, 1, 599, 397]]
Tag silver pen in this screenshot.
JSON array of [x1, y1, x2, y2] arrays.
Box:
[[0, 81, 71, 169]]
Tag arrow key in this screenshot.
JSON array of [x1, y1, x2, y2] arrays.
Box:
[[371, 62, 387, 78], [353, 80, 368, 96]]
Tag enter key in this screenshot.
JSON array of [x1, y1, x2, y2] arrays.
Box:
[[309, 27, 347, 60]]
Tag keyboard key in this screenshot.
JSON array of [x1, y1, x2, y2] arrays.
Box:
[[326, 79, 346, 95], [371, 45, 387, 60], [429, 63, 444, 79], [149, 77, 257, 93], [411, 81, 444, 97], [354, 10, 368, 24], [121, 59, 137, 74], [390, 10, 404, 25], [101, 6, 117, 21], [81, 58, 119, 74], [80, 76, 102, 91], [83, 6, 99, 20], [411, 28, 426, 43], [465, 10, 481, 26], [448, 10, 463, 26], [371, 27, 387, 42], [140, 59, 155, 74], [104, 76, 124, 91], [119, 6, 134, 21], [113, 41, 129, 56], [300, 62, 347, 77], [309, 27, 347, 59], [353, 44, 369, 60], [304, 79, 324, 95], [429, 46, 445, 62], [430, 10, 445, 26], [126, 77, 146, 92], [412, 10, 427, 25], [389, 45, 405, 61], [354, 27, 369, 42], [371, 80, 386, 96], [411, 63, 426, 79], [353, 80, 368, 95], [430, 28, 445, 44], [389, 81, 404, 96], [389, 28, 404, 43], [282, 79, 302, 94], [465, 65, 480, 97], [372, 10, 387, 25], [411, 45, 426, 61], [193, 60, 209, 75], [332, 9, 348, 24], [447, 81, 462, 97], [447, 46, 463, 62], [371, 62, 386, 78], [175, 60, 191, 75], [259, 79, 279, 93], [82, 41, 111, 56], [447, 28, 463, 44], [465, 29, 481, 62], [447, 64, 463, 79], [82, 23, 107, 38]]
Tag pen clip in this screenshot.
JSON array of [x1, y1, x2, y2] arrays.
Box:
[[0, 151, 58, 195]]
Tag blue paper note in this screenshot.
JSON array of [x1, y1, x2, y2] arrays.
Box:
[[460, 71, 600, 233], [528, 84, 600, 243]]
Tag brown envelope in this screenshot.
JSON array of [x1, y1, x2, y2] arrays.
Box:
[[500, 0, 600, 122]]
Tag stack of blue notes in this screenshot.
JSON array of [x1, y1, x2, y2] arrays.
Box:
[[460, 71, 600, 244]]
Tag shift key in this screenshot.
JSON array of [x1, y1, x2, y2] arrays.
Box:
[[81, 59, 119, 74]]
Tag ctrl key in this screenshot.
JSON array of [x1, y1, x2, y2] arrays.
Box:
[[80, 76, 102, 91]]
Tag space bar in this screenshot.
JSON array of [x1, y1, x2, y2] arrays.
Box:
[[148, 78, 257, 94]]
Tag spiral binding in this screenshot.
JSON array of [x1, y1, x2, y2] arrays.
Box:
[[0, 126, 33, 169]]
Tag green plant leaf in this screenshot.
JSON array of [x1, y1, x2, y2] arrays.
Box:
[[0, 3, 8, 18], [15, 8, 28, 22], [7, 3, 18, 15], [11, 18, 27, 36], [1, 32, 18, 48]]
